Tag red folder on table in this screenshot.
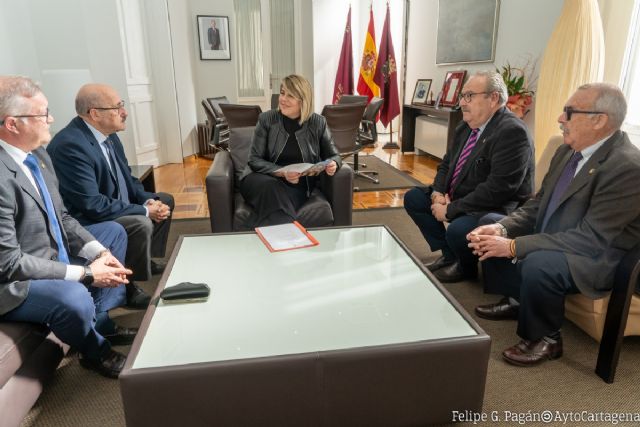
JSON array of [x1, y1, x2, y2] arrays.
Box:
[[255, 221, 319, 252]]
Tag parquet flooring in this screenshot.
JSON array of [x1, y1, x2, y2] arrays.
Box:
[[153, 133, 440, 219]]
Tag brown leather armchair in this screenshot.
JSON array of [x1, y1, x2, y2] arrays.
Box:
[[205, 127, 354, 233], [322, 103, 378, 186], [217, 104, 262, 128]]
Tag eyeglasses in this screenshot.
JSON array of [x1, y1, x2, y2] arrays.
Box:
[[89, 101, 126, 113], [458, 91, 490, 103], [562, 106, 606, 121], [0, 108, 50, 126]]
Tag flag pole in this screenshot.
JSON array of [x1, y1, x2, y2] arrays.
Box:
[[383, 121, 399, 149]]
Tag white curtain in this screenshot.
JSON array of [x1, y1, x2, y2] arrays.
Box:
[[534, 0, 605, 161], [270, 0, 296, 91], [234, 0, 264, 97], [621, 1, 640, 148]]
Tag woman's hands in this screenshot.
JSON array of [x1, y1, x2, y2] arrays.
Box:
[[325, 160, 338, 176]]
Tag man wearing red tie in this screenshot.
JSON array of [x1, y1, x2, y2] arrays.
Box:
[[404, 71, 534, 282]]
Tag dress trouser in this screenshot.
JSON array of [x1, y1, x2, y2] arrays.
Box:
[[240, 172, 308, 228], [112, 192, 174, 281], [403, 186, 480, 276], [0, 221, 128, 360]]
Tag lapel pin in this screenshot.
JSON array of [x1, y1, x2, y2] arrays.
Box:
[[589, 168, 595, 175]]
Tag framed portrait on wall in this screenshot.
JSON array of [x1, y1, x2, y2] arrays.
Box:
[[440, 70, 466, 107], [197, 15, 231, 60], [411, 79, 432, 105], [436, 0, 500, 64]]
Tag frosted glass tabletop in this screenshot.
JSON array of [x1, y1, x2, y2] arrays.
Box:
[[132, 226, 477, 369]]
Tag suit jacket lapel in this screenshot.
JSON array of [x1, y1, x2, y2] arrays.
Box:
[[0, 146, 46, 213], [74, 117, 118, 185], [453, 107, 505, 186], [556, 132, 618, 206]]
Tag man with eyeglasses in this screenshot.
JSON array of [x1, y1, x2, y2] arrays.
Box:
[[0, 76, 136, 379], [468, 83, 640, 366], [48, 83, 174, 309], [404, 71, 534, 283]]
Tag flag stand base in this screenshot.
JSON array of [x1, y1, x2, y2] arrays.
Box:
[[382, 121, 399, 149]]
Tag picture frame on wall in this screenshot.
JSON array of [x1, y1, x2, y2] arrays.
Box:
[[440, 70, 466, 107], [197, 15, 231, 60], [436, 0, 500, 65], [411, 79, 432, 105]]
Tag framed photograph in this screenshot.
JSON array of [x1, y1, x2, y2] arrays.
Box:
[[411, 79, 432, 105], [197, 15, 231, 60], [440, 70, 466, 107], [436, 0, 500, 65]]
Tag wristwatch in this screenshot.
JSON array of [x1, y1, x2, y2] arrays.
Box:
[[81, 266, 94, 286]]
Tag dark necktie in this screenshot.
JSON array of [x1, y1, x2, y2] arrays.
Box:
[[540, 151, 583, 232], [448, 128, 479, 196], [23, 154, 70, 264], [105, 139, 130, 204]]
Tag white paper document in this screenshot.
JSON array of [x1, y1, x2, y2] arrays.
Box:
[[275, 160, 330, 175], [255, 222, 318, 252]]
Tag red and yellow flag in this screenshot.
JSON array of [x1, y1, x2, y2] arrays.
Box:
[[357, 7, 379, 101]]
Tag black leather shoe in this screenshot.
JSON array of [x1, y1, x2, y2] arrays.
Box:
[[502, 337, 563, 366], [475, 297, 519, 320], [126, 283, 151, 309], [425, 255, 455, 272], [433, 261, 467, 283], [103, 325, 138, 346], [151, 260, 167, 275], [79, 348, 127, 379]]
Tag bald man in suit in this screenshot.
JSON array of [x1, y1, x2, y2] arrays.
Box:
[[469, 83, 640, 366]]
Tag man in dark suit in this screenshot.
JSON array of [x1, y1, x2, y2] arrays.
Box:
[[404, 71, 534, 282], [208, 19, 221, 50], [468, 83, 640, 366], [0, 76, 134, 378], [47, 83, 174, 309]]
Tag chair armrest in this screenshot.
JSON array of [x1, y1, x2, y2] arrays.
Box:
[[320, 163, 353, 226], [205, 151, 234, 233]]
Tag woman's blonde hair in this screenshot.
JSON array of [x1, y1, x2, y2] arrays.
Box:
[[280, 74, 313, 123]]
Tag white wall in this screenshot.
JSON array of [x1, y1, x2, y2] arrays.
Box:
[[0, 0, 136, 159], [405, 0, 563, 132], [312, 0, 405, 115]]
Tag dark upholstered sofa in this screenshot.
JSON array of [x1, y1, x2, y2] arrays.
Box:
[[206, 127, 353, 233], [0, 323, 68, 427]]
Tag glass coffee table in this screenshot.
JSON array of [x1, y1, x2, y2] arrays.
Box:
[[120, 225, 490, 426]]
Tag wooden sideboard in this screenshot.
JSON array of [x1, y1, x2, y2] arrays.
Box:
[[401, 104, 462, 158]]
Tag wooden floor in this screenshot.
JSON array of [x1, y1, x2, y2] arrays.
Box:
[[154, 133, 440, 220]]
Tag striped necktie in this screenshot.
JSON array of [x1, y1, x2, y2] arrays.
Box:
[[448, 128, 479, 196]]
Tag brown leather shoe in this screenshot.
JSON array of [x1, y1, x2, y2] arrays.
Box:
[[502, 337, 563, 366], [425, 255, 455, 272], [475, 297, 519, 320], [79, 348, 127, 379]]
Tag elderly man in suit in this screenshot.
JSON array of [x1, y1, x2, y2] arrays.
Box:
[[208, 19, 221, 50], [404, 71, 534, 283], [0, 76, 134, 378], [468, 83, 640, 366], [47, 83, 174, 309]]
